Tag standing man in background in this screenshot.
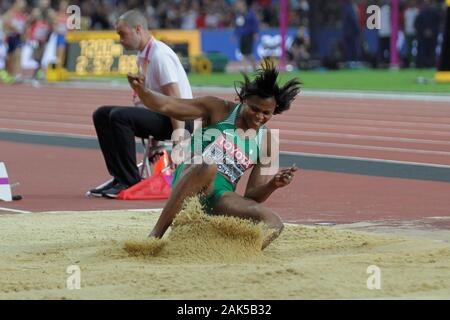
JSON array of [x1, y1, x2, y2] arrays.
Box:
[[341, 0, 360, 64], [234, 0, 259, 71], [28, 0, 55, 86], [0, 12, 9, 82], [378, 0, 391, 67], [414, 0, 441, 68], [3, 0, 28, 83], [89, 10, 194, 199], [403, 0, 419, 67], [54, 0, 69, 66]]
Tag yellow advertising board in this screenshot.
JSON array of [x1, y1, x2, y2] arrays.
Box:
[[64, 30, 200, 77]]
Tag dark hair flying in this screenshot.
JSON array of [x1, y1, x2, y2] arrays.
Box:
[[235, 59, 301, 115]]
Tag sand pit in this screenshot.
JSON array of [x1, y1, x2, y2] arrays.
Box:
[[1, 198, 449, 299], [123, 197, 269, 262]]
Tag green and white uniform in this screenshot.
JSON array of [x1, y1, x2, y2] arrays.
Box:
[[172, 104, 266, 213]]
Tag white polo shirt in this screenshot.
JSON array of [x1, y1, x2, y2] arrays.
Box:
[[134, 37, 192, 107]]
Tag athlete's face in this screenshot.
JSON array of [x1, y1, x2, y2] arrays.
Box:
[[241, 96, 276, 130], [116, 20, 140, 50]]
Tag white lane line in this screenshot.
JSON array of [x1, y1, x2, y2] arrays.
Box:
[[127, 208, 164, 212], [278, 112, 450, 123], [200, 87, 450, 103], [271, 117, 450, 129], [280, 140, 450, 156], [298, 98, 450, 109], [0, 128, 95, 139], [0, 207, 32, 214], [0, 119, 91, 129], [194, 87, 450, 103], [300, 90, 450, 103], [39, 208, 164, 214], [273, 124, 450, 136], [275, 110, 450, 121], [279, 130, 450, 145], [281, 151, 450, 169], [270, 121, 450, 132]]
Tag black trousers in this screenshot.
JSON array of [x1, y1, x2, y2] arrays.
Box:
[[93, 106, 192, 186]]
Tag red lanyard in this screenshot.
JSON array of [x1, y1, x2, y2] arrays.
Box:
[[141, 37, 153, 75], [132, 38, 153, 104]]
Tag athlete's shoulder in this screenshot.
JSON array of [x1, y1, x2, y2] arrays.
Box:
[[200, 96, 231, 111], [225, 100, 239, 112]]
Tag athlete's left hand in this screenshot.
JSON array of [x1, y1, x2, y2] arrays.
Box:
[[270, 164, 298, 188]]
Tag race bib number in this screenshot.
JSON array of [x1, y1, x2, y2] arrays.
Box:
[[202, 134, 254, 183]]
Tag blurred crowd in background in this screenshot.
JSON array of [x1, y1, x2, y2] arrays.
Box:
[[316, 0, 447, 70], [0, 0, 307, 30], [0, 0, 448, 82]]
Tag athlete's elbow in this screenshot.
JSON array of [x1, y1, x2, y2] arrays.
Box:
[[244, 191, 266, 203], [164, 104, 194, 121], [157, 104, 170, 114]]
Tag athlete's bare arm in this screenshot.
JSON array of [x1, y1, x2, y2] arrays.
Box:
[[128, 74, 234, 125], [244, 129, 298, 202]]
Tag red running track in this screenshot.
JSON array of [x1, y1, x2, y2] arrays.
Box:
[[1, 84, 450, 228]]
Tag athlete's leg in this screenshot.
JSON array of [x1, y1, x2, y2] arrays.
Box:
[[212, 192, 284, 249], [149, 163, 217, 238]]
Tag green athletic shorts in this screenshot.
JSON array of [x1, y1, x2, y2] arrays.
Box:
[[171, 162, 235, 214]]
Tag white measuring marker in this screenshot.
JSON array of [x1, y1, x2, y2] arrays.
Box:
[[0, 162, 12, 202]]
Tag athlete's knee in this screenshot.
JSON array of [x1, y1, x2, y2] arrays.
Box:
[[250, 205, 283, 230], [270, 213, 284, 231], [187, 163, 217, 184], [197, 163, 217, 180]]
